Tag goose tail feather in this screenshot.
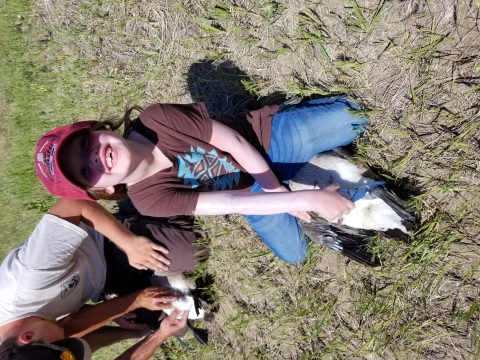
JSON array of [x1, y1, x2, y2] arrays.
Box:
[[371, 186, 418, 232]]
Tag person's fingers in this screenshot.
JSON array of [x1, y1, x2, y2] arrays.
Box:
[[124, 312, 137, 319], [151, 252, 171, 266], [324, 183, 340, 191], [150, 243, 169, 254], [145, 252, 171, 271], [149, 286, 182, 298], [157, 295, 181, 303], [345, 198, 355, 210], [146, 300, 172, 311], [154, 287, 181, 295], [148, 286, 171, 292], [132, 263, 149, 271], [169, 308, 182, 319], [291, 211, 310, 222], [300, 211, 311, 221], [179, 307, 189, 325], [147, 259, 168, 272]]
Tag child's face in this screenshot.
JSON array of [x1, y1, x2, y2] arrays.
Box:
[[59, 129, 133, 192]]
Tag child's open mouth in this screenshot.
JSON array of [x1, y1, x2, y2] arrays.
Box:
[[106, 147, 114, 169]]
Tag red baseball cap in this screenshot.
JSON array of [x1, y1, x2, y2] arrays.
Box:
[[35, 121, 97, 200]]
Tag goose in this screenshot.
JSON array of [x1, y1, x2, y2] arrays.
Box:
[[151, 271, 210, 345], [290, 148, 417, 266]]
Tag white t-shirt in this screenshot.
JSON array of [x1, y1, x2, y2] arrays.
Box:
[[0, 214, 107, 327]]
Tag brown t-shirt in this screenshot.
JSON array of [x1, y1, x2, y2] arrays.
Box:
[[127, 103, 278, 217]]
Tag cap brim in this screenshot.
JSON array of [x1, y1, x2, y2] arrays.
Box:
[[53, 122, 97, 200], [35, 120, 98, 201], [51, 338, 92, 360]]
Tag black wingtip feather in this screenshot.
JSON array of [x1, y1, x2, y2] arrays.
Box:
[[371, 186, 418, 240], [322, 227, 380, 267], [300, 215, 380, 267], [187, 320, 209, 345]]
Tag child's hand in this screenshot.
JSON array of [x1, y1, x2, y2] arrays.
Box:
[[312, 184, 355, 221], [125, 236, 171, 271]]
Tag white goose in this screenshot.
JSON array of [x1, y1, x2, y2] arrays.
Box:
[[290, 148, 417, 266], [151, 271, 209, 345]]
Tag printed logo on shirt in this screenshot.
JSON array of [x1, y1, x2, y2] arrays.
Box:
[[177, 146, 240, 190], [61, 273, 80, 299]]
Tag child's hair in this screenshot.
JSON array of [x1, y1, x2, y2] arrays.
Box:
[[92, 105, 143, 137], [35, 106, 143, 201]]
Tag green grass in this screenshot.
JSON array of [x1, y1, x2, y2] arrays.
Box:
[[1, 0, 480, 358], [0, 0, 58, 257]]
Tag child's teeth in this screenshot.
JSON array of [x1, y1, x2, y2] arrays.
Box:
[[107, 148, 113, 168]]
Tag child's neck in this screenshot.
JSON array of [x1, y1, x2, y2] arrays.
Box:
[[124, 131, 173, 185]]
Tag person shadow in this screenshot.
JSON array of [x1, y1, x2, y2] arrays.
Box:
[[186, 59, 288, 116]]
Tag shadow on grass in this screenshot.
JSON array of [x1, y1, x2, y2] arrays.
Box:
[[186, 59, 287, 115]]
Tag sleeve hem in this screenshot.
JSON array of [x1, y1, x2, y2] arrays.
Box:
[[196, 102, 213, 143], [43, 214, 89, 238]]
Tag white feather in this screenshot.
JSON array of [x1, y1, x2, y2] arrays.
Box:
[[150, 272, 205, 320], [290, 153, 407, 233]]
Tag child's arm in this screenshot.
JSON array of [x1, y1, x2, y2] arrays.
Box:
[[204, 120, 355, 221], [209, 121, 283, 192], [208, 121, 342, 221], [195, 183, 354, 221], [49, 198, 171, 271]]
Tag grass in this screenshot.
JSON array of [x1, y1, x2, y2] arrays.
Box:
[[1, 0, 480, 358]]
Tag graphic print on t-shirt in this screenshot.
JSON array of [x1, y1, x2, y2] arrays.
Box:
[[177, 146, 240, 190], [61, 273, 80, 298]]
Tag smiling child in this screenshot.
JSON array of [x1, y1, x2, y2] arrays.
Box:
[[35, 97, 367, 264]]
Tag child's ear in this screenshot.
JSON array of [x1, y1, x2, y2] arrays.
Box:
[[105, 186, 116, 194], [18, 330, 35, 344]]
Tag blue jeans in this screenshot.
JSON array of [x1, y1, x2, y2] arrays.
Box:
[[244, 97, 367, 263]]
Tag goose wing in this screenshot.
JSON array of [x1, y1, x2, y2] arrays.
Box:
[[299, 213, 380, 267]]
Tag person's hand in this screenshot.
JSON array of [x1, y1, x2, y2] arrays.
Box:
[[158, 308, 188, 338], [272, 185, 312, 222], [114, 312, 150, 331], [312, 183, 355, 221], [124, 235, 171, 271], [134, 286, 182, 311]]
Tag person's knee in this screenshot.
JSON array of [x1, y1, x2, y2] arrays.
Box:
[[282, 256, 307, 264], [332, 98, 368, 139], [274, 248, 308, 264]]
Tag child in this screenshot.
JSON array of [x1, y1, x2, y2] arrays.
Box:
[[35, 97, 367, 264]]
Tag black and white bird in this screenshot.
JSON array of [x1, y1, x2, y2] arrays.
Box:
[[290, 148, 417, 266], [151, 271, 210, 345]]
